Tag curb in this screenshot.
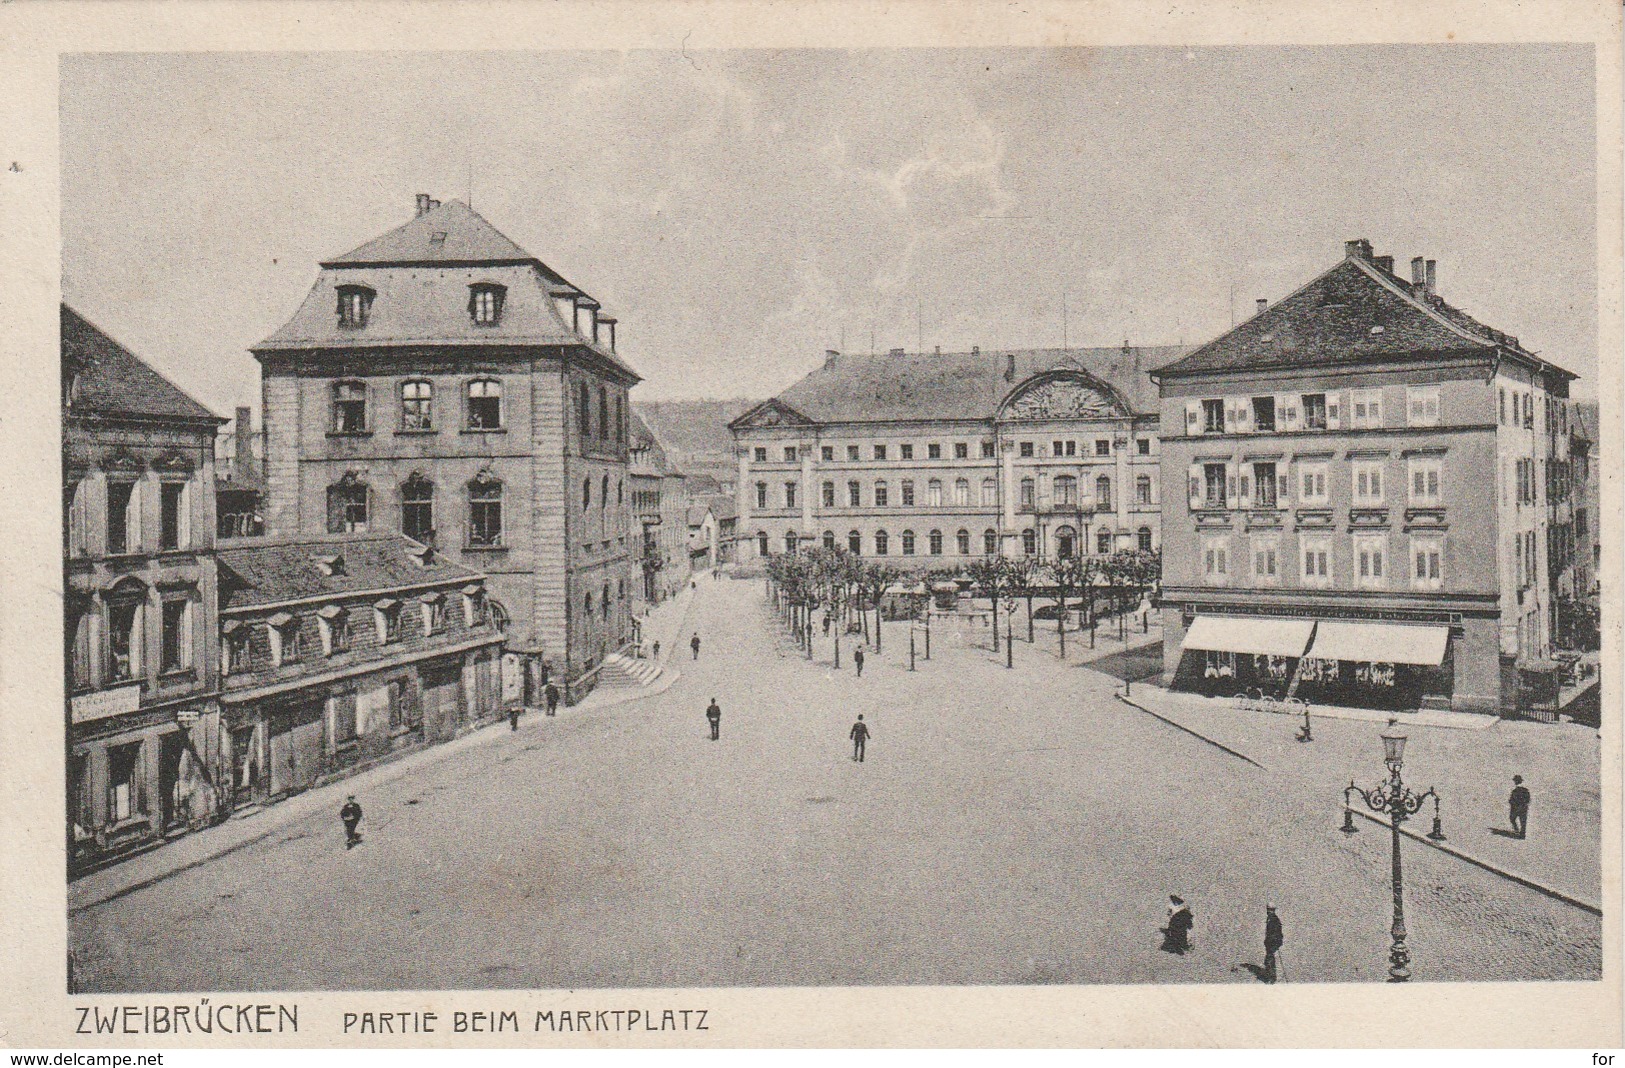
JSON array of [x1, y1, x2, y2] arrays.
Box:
[[1346, 808, 1601, 916], [1114, 693, 1265, 769]]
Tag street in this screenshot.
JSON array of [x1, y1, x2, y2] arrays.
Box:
[[71, 577, 1602, 990]]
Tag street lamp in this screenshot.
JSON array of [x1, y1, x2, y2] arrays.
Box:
[[1339, 729, 1446, 982]]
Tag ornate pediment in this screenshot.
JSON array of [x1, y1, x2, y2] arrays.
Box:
[[730, 400, 814, 431], [1002, 375, 1125, 422]]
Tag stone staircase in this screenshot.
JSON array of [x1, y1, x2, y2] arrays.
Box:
[[594, 651, 663, 692]]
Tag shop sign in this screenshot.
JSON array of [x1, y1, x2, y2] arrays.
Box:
[[70, 683, 142, 724]]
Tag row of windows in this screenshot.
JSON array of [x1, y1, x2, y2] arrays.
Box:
[[576, 380, 628, 447], [1185, 387, 1442, 436], [758, 525, 1156, 558], [66, 585, 197, 690], [753, 438, 1154, 463], [225, 591, 490, 674], [579, 580, 628, 623], [1499, 384, 1565, 432], [328, 476, 506, 546], [756, 474, 1154, 510], [64, 476, 192, 557], [332, 378, 504, 434], [1188, 457, 1444, 511], [336, 283, 507, 329], [1199, 533, 1446, 590]]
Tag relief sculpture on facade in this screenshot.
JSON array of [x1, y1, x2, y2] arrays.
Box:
[[1005, 377, 1120, 421]]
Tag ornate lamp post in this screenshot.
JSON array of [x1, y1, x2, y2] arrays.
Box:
[[1340, 729, 1445, 982]]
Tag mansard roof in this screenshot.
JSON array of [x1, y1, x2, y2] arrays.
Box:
[[734, 346, 1184, 429], [62, 305, 222, 425], [324, 199, 543, 270], [218, 533, 484, 610]]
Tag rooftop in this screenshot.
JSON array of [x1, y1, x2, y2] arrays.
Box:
[[218, 533, 485, 610], [62, 305, 222, 426]]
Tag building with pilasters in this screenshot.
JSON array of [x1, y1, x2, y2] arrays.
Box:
[[729, 345, 1183, 567], [252, 195, 640, 703]]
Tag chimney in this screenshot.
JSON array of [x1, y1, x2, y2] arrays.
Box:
[[1122, 339, 1131, 355], [1411, 256, 1426, 287], [1425, 259, 1437, 297], [429, 198, 441, 211], [1004, 354, 1016, 382], [1343, 238, 1373, 261], [234, 406, 253, 467], [934, 345, 941, 355], [888, 347, 905, 357], [1373, 255, 1394, 274], [598, 316, 617, 351], [824, 349, 840, 369], [1255, 298, 1268, 317], [972, 345, 980, 356], [416, 193, 433, 216]]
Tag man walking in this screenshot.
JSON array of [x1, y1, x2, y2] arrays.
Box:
[[1263, 904, 1284, 983], [849, 714, 870, 762], [706, 698, 722, 741], [509, 704, 521, 731], [822, 615, 831, 636], [1509, 775, 1531, 838], [853, 646, 865, 678], [1161, 895, 1193, 955], [691, 633, 702, 660], [340, 795, 363, 849], [544, 681, 560, 716]]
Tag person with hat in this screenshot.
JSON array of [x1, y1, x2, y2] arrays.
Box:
[[849, 714, 870, 762], [340, 795, 363, 849], [1509, 775, 1531, 838], [1161, 895, 1193, 955], [706, 698, 722, 741], [1263, 904, 1284, 982]]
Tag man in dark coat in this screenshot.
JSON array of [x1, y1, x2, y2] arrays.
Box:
[[1161, 895, 1193, 954], [509, 705, 521, 731], [1263, 904, 1284, 982], [849, 714, 870, 762], [706, 698, 722, 740], [545, 682, 561, 716], [853, 646, 865, 677], [1509, 775, 1531, 838], [691, 634, 702, 660], [340, 795, 363, 849]]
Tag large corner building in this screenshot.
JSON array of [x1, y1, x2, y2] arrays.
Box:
[[253, 196, 640, 702]]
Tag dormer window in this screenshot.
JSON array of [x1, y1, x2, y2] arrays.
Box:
[[317, 605, 350, 655], [420, 593, 448, 636], [336, 285, 374, 328], [469, 283, 506, 326]]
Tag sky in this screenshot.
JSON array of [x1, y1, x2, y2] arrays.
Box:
[[61, 45, 1598, 416]]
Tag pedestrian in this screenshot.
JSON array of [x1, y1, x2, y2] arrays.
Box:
[[1509, 775, 1531, 838], [691, 580, 697, 591], [652, 640, 661, 660], [1263, 904, 1284, 983], [691, 634, 702, 660], [545, 681, 560, 716], [509, 705, 521, 731], [706, 698, 722, 740], [340, 795, 363, 849], [1160, 895, 1193, 955], [849, 714, 870, 762], [823, 615, 831, 636], [853, 646, 865, 677]]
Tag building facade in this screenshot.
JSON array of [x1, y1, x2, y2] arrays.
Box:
[[687, 495, 737, 572], [215, 534, 505, 806], [252, 195, 640, 703], [63, 306, 227, 871], [628, 409, 689, 610], [729, 346, 1181, 567], [1155, 239, 1578, 715]]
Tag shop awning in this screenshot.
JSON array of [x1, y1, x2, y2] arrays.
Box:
[[1181, 615, 1314, 658], [1307, 621, 1449, 666]]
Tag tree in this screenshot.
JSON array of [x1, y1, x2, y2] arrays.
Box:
[[1002, 555, 1040, 642], [1049, 554, 1093, 659], [860, 562, 903, 653], [964, 556, 1007, 652]]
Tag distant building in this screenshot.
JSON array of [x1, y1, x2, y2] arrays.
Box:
[[729, 345, 1182, 566], [216, 534, 505, 807], [216, 405, 266, 539], [1154, 239, 1579, 715], [252, 195, 641, 703], [628, 410, 689, 609], [636, 399, 759, 497], [1566, 400, 1599, 648], [63, 305, 227, 871], [687, 494, 737, 571]]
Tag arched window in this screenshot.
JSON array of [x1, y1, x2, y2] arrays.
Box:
[[874, 480, 889, 507], [784, 531, 798, 554], [1054, 476, 1076, 506], [598, 387, 609, 439], [849, 530, 863, 555], [469, 473, 503, 547], [758, 531, 770, 556], [601, 475, 609, 512], [106, 578, 147, 682], [582, 478, 592, 510], [468, 282, 506, 326], [981, 478, 997, 506], [1097, 527, 1113, 554], [954, 479, 970, 506], [327, 475, 369, 533], [467, 379, 502, 430], [585, 591, 593, 617], [928, 529, 944, 555], [1019, 477, 1035, 509], [901, 529, 916, 555], [956, 528, 971, 555], [1096, 475, 1112, 511], [1021, 528, 1036, 555], [1136, 474, 1153, 505], [617, 479, 623, 506], [1055, 525, 1076, 558], [331, 380, 367, 433], [400, 380, 433, 430], [615, 395, 625, 444], [401, 473, 434, 542], [579, 383, 592, 437], [983, 528, 998, 555], [335, 285, 374, 328], [602, 583, 611, 619], [823, 530, 836, 551], [1138, 526, 1154, 552], [874, 529, 889, 555]]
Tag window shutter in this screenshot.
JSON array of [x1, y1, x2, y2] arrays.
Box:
[[1236, 399, 1252, 433], [1225, 399, 1239, 433], [1188, 463, 1202, 511], [1275, 394, 1292, 431], [1277, 470, 1291, 506], [1226, 463, 1239, 509], [128, 482, 143, 551], [1185, 401, 1199, 435], [178, 482, 191, 549], [1326, 392, 1342, 430], [180, 601, 193, 668], [1239, 473, 1252, 509]]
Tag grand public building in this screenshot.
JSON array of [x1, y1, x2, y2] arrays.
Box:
[[1155, 239, 1579, 715], [730, 345, 1185, 566], [253, 196, 640, 703]]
